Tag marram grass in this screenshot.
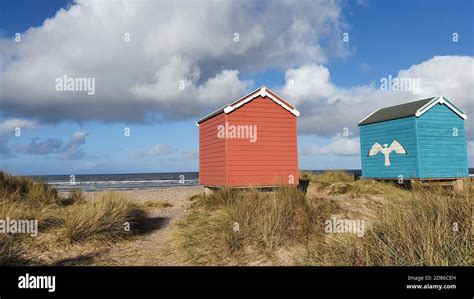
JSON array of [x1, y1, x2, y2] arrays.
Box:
[[175, 186, 337, 265], [0, 172, 149, 265], [62, 192, 148, 242], [177, 172, 473, 266]]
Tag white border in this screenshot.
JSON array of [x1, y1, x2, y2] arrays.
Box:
[[198, 87, 300, 125], [358, 96, 467, 126], [415, 96, 467, 119], [225, 87, 300, 117], [196, 87, 263, 126], [358, 108, 380, 125]]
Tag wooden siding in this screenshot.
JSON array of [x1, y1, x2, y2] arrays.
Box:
[[225, 96, 299, 187], [199, 113, 227, 186], [360, 116, 418, 179], [415, 103, 468, 178]]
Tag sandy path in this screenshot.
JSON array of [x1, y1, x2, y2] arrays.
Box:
[[90, 186, 201, 265], [30, 186, 202, 266]]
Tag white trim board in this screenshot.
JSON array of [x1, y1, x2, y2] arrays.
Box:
[[415, 96, 467, 119], [358, 96, 467, 126], [197, 86, 300, 125], [358, 108, 380, 125], [225, 87, 300, 117]]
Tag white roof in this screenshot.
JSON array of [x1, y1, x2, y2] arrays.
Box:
[[415, 96, 467, 119], [197, 86, 300, 125]]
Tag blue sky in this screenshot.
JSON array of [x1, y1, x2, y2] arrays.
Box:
[[0, 0, 472, 175]]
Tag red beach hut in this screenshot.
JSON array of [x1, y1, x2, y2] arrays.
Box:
[[197, 86, 300, 187]]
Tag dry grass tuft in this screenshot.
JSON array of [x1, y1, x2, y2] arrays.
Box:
[[188, 194, 202, 201], [0, 172, 151, 264], [301, 177, 473, 266], [176, 187, 337, 265], [62, 192, 148, 243], [177, 172, 472, 266], [141, 200, 173, 209], [0, 234, 26, 265], [303, 170, 354, 188], [0, 172, 59, 207], [58, 189, 86, 206]]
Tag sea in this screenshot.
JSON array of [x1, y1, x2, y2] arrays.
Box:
[[30, 169, 474, 192], [30, 172, 199, 192]]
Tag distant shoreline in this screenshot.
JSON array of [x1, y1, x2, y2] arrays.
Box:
[[13, 168, 474, 192], [21, 168, 474, 177]]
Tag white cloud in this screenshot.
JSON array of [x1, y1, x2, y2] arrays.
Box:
[[133, 144, 174, 158], [356, 0, 370, 7], [301, 135, 360, 156], [281, 56, 474, 141], [197, 70, 251, 105], [282, 64, 336, 105], [59, 131, 88, 160], [0, 125, 91, 160], [286, 56, 473, 157], [182, 150, 198, 160], [17, 138, 63, 155], [0, 0, 345, 123], [398, 56, 474, 111], [130, 57, 251, 116], [0, 118, 39, 158], [0, 118, 38, 136], [360, 62, 371, 72]]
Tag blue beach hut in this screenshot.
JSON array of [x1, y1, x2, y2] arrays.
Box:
[[358, 96, 468, 179]]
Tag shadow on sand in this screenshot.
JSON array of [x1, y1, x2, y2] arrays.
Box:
[[138, 216, 169, 235], [52, 216, 169, 266], [52, 252, 103, 266]]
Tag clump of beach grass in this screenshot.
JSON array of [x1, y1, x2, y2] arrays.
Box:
[[141, 200, 173, 209], [0, 234, 26, 265], [0, 200, 48, 265], [0, 200, 63, 233], [176, 186, 339, 265], [303, 170, 354, 188], [0, 172, 59, 206], [188, 194, 201, 201], [177, 172, 472, 266], [62, 192, 148, 243], [304, 170, 407, 198], [58, 189, 86, 206], [301, 178, 473, 266], [0, 172, 151, 264], [0, 173, 82, 237]]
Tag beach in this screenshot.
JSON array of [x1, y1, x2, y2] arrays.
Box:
[[92, 186, 202, 266], [31, 186, 202, 266], [2, 171, 472, 266], [79, 185, 202, 203]]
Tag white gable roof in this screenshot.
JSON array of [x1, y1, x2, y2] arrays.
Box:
[[224, 87, 300, 116], [197, 86, 300, 124], [415, 96, 467, 119], [358, 96, 467, 126]]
